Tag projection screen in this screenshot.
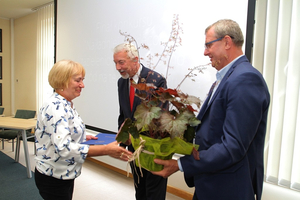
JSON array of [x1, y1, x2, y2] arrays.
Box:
[[56, 0, 250, 133]]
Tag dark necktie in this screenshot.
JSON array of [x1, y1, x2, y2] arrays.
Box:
[[197, 81, 219, 121], [208, 81, 217, 99], [208, 80, 222, 104], [129, 78, 135, 111]]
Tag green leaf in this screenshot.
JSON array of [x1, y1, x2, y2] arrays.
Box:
[[116, 118, 139, 142], [186, 95, 201, 108], [189, 116, 201, 126], [128, 125, 139, 139], [134, 104, 162, 130], [177, 93, 201, 108], [158, 112, 190, 138], [184, 125, 196, 142]]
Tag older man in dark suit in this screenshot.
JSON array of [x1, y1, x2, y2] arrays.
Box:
[[113, 43, 168, 200], [152, 19, 270, 200]]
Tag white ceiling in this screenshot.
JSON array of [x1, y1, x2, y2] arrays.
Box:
[[0, 0, 54, 19]]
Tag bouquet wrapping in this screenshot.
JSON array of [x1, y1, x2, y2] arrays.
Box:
[[131, 134, 199, 171]]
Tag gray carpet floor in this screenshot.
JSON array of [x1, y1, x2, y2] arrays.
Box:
[[0, 151, 42, 200]]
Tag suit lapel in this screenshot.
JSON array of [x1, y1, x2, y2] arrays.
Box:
[[120, 78, 132, 116], [139, 64, 150, 79], [197, 55, 248, 121], [131, 65, 149, 113]]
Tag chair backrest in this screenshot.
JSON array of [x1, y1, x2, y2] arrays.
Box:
[[0, 107, 4, 115], [14, 109, 36, 119]]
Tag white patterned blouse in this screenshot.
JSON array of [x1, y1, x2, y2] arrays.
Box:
[[35, 92, 89, 180]]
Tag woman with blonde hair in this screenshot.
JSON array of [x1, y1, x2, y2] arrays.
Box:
[[34, 60, 132, 200]]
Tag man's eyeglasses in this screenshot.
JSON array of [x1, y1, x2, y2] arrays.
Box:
[[204, 37, 224, 49], [204, 36, 234, 49]]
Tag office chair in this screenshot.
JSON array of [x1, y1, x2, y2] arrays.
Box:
[[0, 107, 4, 148], [0, 109, 36, 151], [0, 107, 4, 116]]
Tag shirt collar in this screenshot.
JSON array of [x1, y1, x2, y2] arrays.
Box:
[[216, 55, 243, 81], [131, 64, 142, 83], [54, 92, 72, 106]]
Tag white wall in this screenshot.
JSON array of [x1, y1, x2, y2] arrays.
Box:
[[262, 182, 300, 200]]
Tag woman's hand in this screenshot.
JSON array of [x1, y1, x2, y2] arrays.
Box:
[[86, 135, 98, 141], [87, 141, 132, 161], [105, 141, 132, 161]]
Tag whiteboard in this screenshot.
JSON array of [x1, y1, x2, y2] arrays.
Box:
[[56, 0, 249, 132]]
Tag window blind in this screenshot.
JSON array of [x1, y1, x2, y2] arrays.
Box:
[[36, 3, 55, 112], [252, 0, 300, 191]]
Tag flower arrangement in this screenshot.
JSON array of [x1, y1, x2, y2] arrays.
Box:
[[116, 83, 202, 142], [116, 15, 209, 171]]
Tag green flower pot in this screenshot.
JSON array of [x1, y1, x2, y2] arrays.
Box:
[[131, 134, 198, 171]]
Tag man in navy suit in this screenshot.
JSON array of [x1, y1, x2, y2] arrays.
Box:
[[152, 19, 270, 200], [113, 43, 168, 200]]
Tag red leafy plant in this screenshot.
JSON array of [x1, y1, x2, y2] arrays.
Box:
[[116, 15, 209, 144], [117, 83, 202, 143]]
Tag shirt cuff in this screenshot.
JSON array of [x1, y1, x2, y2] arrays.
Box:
[[177, 158, 183, 172]]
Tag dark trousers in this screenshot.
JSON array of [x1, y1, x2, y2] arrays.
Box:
[[130, 162, 168, 200], [35, 168, 75, 200]]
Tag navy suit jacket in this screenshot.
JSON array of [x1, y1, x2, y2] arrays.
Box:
[[180, 55, 270, 200], [117, 64, 167, 150]]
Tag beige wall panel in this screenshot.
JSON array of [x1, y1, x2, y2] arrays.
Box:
[[0, 18, 11, 116], [14, 13, 37, 113]]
